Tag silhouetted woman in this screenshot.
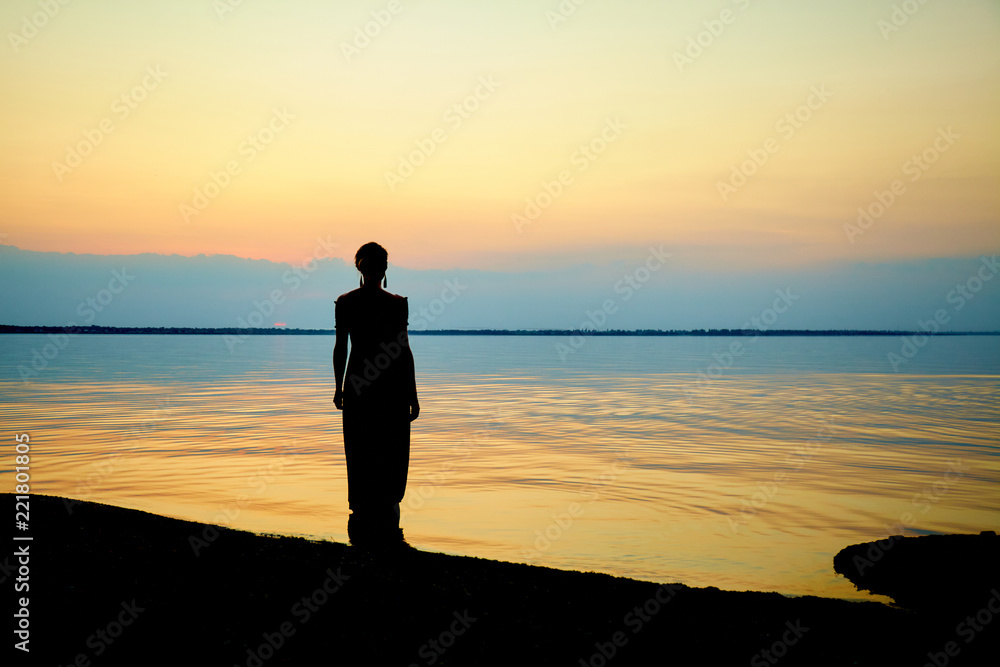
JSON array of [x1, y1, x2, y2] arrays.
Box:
[[333, 242, 419, 546]]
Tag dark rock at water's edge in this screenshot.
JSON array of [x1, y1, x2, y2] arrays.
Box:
[[832, 532, 1000, 666], [834, 532, 1000, 612], [6, 494, 998, 666]]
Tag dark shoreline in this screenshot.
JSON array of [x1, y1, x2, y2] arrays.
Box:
[[8, 494, 998, 665], [2, 324, 998, 336]]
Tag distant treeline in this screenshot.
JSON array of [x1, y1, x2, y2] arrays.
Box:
[[1, 325, 997, 336]]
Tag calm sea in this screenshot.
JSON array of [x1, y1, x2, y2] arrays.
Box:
[[2, 333, 998, 600]]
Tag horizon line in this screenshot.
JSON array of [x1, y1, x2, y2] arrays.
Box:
[[2, 325, 998, 337]]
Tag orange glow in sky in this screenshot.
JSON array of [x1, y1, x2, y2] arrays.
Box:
[[1, 0, 997, 270]]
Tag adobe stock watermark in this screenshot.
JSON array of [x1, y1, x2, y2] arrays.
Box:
[[886, 255, 995, 372], [337, 277, 467, 400], [337, 277, 466, 397], [343, 329, 414, 397], [213, 0, 247, 20], [7, 0, 73, 53], [17, 268, 136, 384], [411, 610, 478, 666], [62, 453, 125, 510], [224, 235, 339, 352], [673, 0, 753, 73], [684, 288, 800, 404], [512, 116, 627, 233], [849, 460, 966, 577], [578, 584, 682, 666], [188, 447, 293, 556], [844, 127, 959, 243], [716, 85, 833, 203], [61, 453, 132, 515], [750, 620, 810, 666], [385, 76, 501, 192], [63, 397, 173, 512], [235, 567, 350, 667], [410, 278, 468, 330], [922, 588, 1000, 667], [179, 108, 295, 223], [521, 453, 630, 563], [400, 408, 507, 521], [48, 599, 146, 664], [340, 0, 409, 63], [878, 0, 934, 40], [727, 418, 836, 535], [556, 246, 670, 361], [52, 66, 168, 183], [545, 0, 591, 31]]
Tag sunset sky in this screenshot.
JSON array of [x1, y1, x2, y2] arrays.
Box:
[[1, 0, 998, 273]]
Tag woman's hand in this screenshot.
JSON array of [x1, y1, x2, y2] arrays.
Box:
[[409, 397, 420, 422], [333, 388, 344, 410]]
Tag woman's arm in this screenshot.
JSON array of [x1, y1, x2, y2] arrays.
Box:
[[401, 331, 419, 421], [333, 301, 348, 409], [401, 299, 419, 421]]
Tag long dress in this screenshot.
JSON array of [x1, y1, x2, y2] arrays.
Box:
[[335, 288, 414, 528]]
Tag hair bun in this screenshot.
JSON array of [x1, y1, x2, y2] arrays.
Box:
[[355, 242, 388, 271]]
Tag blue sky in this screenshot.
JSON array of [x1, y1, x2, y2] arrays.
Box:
[[1, 245, 997, 331]]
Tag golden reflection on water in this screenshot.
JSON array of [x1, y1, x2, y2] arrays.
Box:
[[1, 336, 999, 602]]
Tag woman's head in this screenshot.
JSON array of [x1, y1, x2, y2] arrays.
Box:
[[355, 242, 388, 283]]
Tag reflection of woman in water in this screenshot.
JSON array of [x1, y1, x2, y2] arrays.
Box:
[[333, 242, 419, 545]]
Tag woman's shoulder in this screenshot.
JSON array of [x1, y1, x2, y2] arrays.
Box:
[[335, 288, 363, 304], [336, 288, 406, 301], [375, 289, 407, 303], [388, 292, 408, 312]]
